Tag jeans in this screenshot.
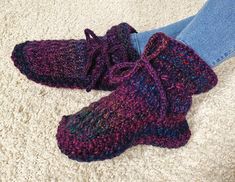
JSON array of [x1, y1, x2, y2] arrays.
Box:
[[130, 0, 235, 68]]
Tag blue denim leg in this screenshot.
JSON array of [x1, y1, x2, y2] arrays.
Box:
[[176, 0, 235, 67], [130, 16, 194, 55]]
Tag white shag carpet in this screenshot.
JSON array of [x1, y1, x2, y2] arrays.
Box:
[[0, 0, 234, 181]]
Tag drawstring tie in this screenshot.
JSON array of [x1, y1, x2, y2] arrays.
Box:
[[84, 28, 128, 92], [109, 37, 169, 121]]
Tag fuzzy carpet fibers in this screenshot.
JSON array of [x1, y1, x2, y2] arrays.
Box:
[[0, 0, 234, 181]]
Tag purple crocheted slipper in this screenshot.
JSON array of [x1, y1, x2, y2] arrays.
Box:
[[11, 23, 139, 91], [56, 33, 218, 162]]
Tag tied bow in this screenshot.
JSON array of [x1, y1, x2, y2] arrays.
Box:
[[84, 28, 129, 92], [109, 37, 169, 121]]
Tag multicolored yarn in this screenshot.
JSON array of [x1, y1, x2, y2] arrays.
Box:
[[56, 33, 218, 162], [11, 23, 139, 91]]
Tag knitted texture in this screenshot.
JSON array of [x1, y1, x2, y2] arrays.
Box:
[[56, 33, 218, 162], [11, 23, 139, 91]]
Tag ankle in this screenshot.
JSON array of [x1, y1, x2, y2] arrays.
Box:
[[130, 33, 141, 55]]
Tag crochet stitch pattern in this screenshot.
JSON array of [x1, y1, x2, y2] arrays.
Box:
[[56, 33, 218, 162], [11, 23, 139, 91]]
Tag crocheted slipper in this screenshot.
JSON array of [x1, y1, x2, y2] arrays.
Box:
[[11, 23, 139, 91], [56, 33, 218, 162]]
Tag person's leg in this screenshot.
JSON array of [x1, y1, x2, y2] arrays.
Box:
[[131, 16, 194, 55], [176, 0, 235, 67]]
